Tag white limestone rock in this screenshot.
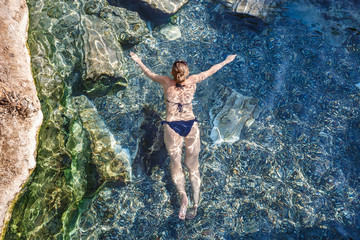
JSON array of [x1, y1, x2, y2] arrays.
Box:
[[219, 0, 277, 19], [160, 24, 181, 41], [0, 0, 43, 235], [139, 0, 189, 14], [209, 86, 261, 145]]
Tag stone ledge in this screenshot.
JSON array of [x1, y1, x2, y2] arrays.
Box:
[[0, 0, 43, 237]]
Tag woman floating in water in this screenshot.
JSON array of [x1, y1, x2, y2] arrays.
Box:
[[130, 52, 236, 220]]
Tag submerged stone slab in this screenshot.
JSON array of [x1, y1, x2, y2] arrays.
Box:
[[0, 0, 43, 235], [219, 0, 277, 19], [82, 14, 124, 82], [85, 0, 149, 48], [72, 95, 131, 182], [210, 86, 261, 145]]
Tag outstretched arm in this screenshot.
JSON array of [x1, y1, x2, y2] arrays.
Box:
[[130, 52, 170, 86], [188, 55, 237, 83]]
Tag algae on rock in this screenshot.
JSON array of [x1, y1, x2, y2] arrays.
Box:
[[72, 95, 131, 182], [5, 0, 146, 238]]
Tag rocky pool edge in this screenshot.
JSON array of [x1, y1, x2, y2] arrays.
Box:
[[0, 0, 43, 237]]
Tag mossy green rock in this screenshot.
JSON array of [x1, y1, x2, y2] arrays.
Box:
[[72, 95, 131, 182], [4, 0, 143, 238]]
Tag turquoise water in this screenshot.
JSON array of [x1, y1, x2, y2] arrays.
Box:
[[5, 0, 360, 239]]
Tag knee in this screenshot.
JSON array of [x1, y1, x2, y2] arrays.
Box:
[[185, 145, 200, 159], [184, 160, 199, 172], [170, 160, 182, 171], [168, 147, 182, 163], [172, 172, 184, 183]]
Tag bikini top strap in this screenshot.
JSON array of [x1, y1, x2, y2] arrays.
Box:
[[165, 99, 192, 112]]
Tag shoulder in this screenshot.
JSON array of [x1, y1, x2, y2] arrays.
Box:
[[160, 76, 176, 89], [159, 75, 172, 82], [155, 75, 172, 86], [187, 73, 206, 84]]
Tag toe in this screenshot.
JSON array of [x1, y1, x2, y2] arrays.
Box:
[[179, 208, 186, 220]]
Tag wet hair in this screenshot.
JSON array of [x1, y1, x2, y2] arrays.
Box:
[[172, 60, 189, 83]]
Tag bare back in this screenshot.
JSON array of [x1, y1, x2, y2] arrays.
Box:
[[162, 75, 203, 122]]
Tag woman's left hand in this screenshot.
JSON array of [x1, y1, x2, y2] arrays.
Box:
[[225, 54, 237, 63]]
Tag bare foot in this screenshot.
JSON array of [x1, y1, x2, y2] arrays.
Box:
[[179, 193, 188, 220], [185, 205, 197, 220]]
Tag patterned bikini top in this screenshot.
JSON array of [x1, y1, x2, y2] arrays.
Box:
[[165, 84, 192, 112]]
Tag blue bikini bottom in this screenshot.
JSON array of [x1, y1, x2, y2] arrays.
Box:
[[162, 119, 197, 137]]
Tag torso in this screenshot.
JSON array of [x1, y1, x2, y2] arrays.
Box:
[[163, 79, 197, 122]]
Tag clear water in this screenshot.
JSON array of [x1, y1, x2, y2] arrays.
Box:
[[5, 0, 360, 239]]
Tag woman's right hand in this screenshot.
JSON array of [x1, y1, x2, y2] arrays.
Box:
[[225, 54, 237, 63], [130, 51, 142, 63]]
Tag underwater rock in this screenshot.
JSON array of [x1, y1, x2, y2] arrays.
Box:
[[160, 24, 182, 41], [70, 169, 173, 239], [219, 0, 278, 19], [81, 14, 125, 82], [0, 0, 43, 235], [134, 0, 188, 14], [209, 86, 261, 144], [282, 1, 360, 47], [72, 95, 131, 182], [97, 4, 149, 48], [81, 1, 149, 97]]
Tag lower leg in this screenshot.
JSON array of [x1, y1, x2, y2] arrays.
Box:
[[184, 152, 201, 219], [185, 169, 201, 219], [189, 169, 201, 205], [170, 164, 188, 220], [178, 190, 188, 220]]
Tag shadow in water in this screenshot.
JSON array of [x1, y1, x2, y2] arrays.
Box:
[[132, 105, 168, 177], [223, 12, 269, 34], [206, 2, 269, 35], [130, 105, 181, 221]]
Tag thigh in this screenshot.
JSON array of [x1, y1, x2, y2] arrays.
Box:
[[164, 123, 184, 158], [184, 121, 200, 154]]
